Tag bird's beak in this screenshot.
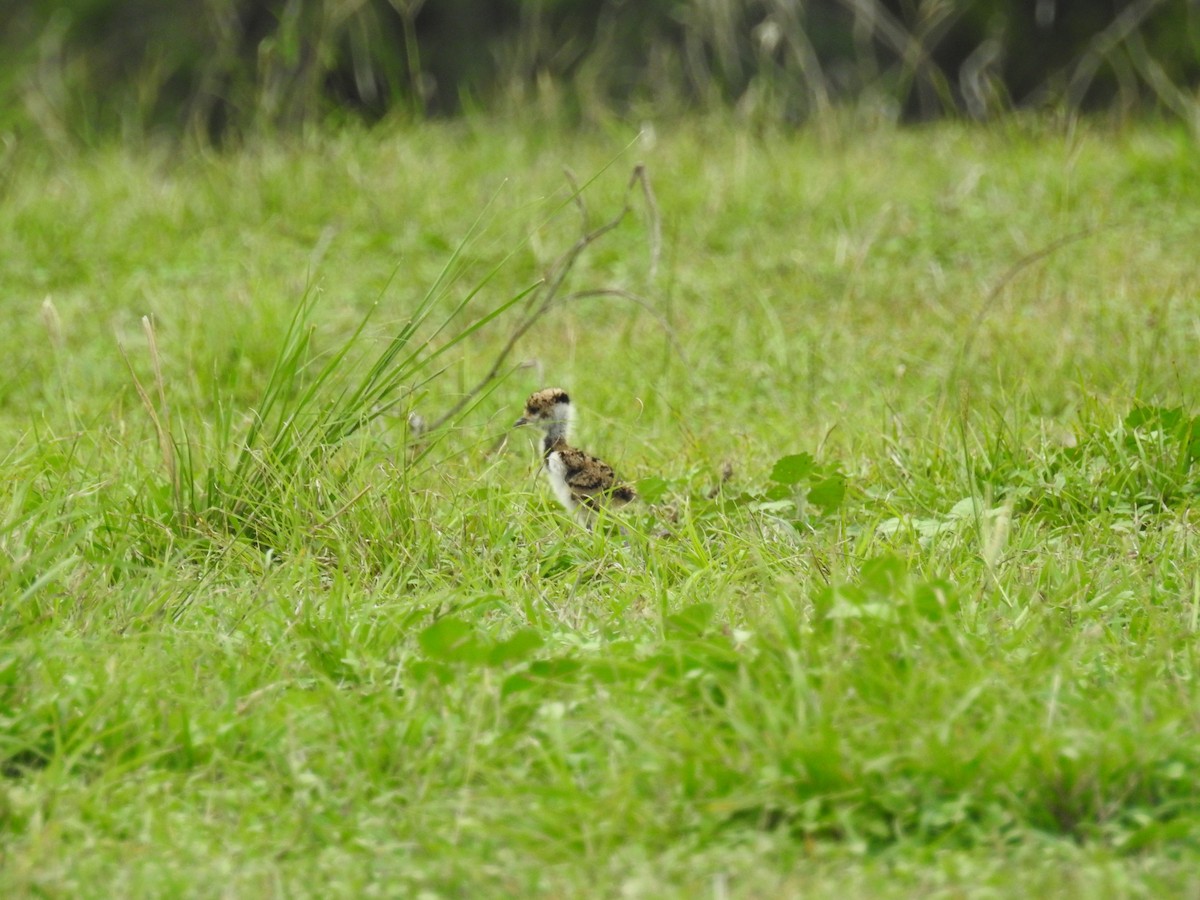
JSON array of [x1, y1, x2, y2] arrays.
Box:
[[514, 416, 530, 428]]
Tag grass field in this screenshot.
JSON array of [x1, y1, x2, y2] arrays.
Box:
[[2, 116, 1200, 896]]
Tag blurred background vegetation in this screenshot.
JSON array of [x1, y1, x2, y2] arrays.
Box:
[[1, 0, 1198, 145]]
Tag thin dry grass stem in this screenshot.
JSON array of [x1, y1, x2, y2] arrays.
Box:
[[120, 318, 179, 514], [763, 0, 832, 118], [550, 288, 685, 362], [40, 296, 63, 349], [1065, 0, 1169, 112], [426, 165, 663, 432], [313, 483, 374, 532], [837, 0, 961, 117], [563, 166, 588, 225], [1122, 29, 1200, 134], [388, 0, 430, 116], [306, 225, 337, 282], [959, 36, 1007, 120], [142, 316, 172, 439], [633, 163, 662, 280], [40, 296, 76, 425], [948, 226, 1106, 390]]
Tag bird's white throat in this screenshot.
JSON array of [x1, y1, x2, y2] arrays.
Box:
[[540, 405, 573, 446]]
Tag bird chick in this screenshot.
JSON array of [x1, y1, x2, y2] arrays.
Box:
[[515, 387, 635, 526]]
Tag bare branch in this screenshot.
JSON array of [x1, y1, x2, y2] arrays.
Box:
[[631, 164, 662, 280], [548, 288, 687, 363], [425, 166, 662, 432], [563, 166, 588, 227], [949, 226, 1107, 386]]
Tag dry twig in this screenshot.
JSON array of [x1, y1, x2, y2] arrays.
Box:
[[426, 165, 666, 432]]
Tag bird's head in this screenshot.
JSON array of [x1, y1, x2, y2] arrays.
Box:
[[514, 387, 572, 432]]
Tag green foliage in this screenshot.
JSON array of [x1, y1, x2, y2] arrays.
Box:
[[130, 260, 533, 564], [3, 120, 1200, 894], [768, 452, 816, 485], [759, 450, 847, 519], [974, 403, 1200, 526]]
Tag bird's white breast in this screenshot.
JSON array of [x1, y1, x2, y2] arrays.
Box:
[[544, 452, 577, 511]]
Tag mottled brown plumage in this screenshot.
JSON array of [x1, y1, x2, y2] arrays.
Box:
[[514, 388, 635, 525]]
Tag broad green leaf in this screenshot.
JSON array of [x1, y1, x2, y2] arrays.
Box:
[[665, 602, 716, 637], [585, 657, 650, 685], [915, 517, 957, 537], [418, 617, 487, 663], [912, 579, 959, 621], [749, 499, 795, 514], [1126, 405, 1182, 433], [1123, 406, 1156, 430], [487, 629, 544, 666], [407, 660, 454, 685], [875, 517, 905, 536], [769, 453, 816, 485], [501, 672, 538, 697], [527, 658, 583, 681], [763, 484, 793, 502], [807, 476, 845, 514], [859, 554, 906, 594], [947, 497, 982, 519], [816, 584, 867, 621]]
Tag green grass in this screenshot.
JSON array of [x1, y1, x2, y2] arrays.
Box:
[[3, 115, 1200, 896]]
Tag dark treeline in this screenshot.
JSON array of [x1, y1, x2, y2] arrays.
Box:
[[2, 0, 1197, 143]]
